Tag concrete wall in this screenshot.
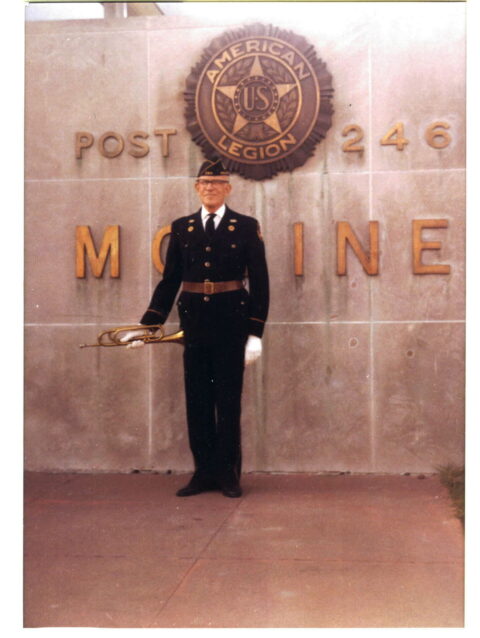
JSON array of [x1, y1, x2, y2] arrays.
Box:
[[25, 3, 465, 474]]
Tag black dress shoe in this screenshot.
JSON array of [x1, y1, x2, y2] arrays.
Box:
[[221, 482, 242, 498], [176, 477, 218, 497]]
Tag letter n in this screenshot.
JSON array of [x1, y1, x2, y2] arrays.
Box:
[[76, 225, 120, 278], [337, 221, 379, 275]]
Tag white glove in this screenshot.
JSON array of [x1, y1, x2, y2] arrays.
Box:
[[245, 335, 262, 365], [119, 327, 153, 349]]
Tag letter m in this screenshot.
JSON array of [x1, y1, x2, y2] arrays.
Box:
[[76, 225, 120, 278], [215, 50, 232, 70]]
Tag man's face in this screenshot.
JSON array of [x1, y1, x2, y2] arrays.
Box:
[[195, 177, 232, 212]]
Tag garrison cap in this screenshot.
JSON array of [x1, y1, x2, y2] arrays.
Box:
[[197, 158, 230, 178]]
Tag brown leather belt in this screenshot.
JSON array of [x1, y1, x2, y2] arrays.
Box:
[[182, 280, 244, 295]]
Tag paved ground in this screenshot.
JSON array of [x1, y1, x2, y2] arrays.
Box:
[[24, 472, 464, 628]]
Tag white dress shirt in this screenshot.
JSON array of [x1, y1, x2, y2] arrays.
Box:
[[201, 204, 226, 230]]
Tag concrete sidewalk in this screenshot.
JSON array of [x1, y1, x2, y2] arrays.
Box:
[[24, 472, 463, 628]]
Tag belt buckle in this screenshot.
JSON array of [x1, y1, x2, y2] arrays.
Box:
[[203, 281, 215, 295]]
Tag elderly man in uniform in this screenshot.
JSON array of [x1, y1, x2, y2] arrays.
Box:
[[124, 159, 269, 498]]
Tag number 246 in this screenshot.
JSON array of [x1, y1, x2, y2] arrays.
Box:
[[342, 121, 452, 153]]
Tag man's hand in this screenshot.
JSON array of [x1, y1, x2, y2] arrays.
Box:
[[245, 335, 262, 365], [119, 327, 154, 349]]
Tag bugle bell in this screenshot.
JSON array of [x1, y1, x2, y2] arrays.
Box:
[[79, 324, 184, 348]]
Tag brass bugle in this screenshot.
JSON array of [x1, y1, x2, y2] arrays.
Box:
[[79, 324, 184, 348]]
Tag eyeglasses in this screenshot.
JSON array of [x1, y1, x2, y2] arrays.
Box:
[[196, 179, 230, 188]]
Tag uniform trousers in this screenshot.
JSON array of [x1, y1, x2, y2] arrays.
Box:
[[183, 336, 247, 485]]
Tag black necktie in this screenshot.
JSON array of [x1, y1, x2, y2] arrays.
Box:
[[205, 213, 216, 240]]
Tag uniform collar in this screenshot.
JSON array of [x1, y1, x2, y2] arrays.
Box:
[[201, 204, 226, 226]]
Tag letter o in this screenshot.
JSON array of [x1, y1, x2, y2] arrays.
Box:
[[99, 131, 125, 158], [152, 225, 172, 274], [265, 143, 280, 158]]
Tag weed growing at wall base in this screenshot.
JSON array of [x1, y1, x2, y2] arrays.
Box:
[[438, 464, 465, 527]]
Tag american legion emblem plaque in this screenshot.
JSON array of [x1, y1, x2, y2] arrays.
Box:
[[185, 24, 334, 180]]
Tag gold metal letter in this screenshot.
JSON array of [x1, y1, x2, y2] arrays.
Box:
[[99, 132, 125, 158], [153, 128, 177, 157], [342, 124, 364, 153], [152, 225, 172, 274], [76, 225, 120, 278], [412, 219, 451, 274], [293, 222, 304, 276], [75, 131, 94, 159], [425, 122, 451, 150], [337, 221, 379, 276], [380, 122, 409, 151], [127, 131, 150, 158]]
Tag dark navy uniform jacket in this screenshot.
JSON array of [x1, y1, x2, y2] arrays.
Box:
[[140, 206, 269, 344]]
